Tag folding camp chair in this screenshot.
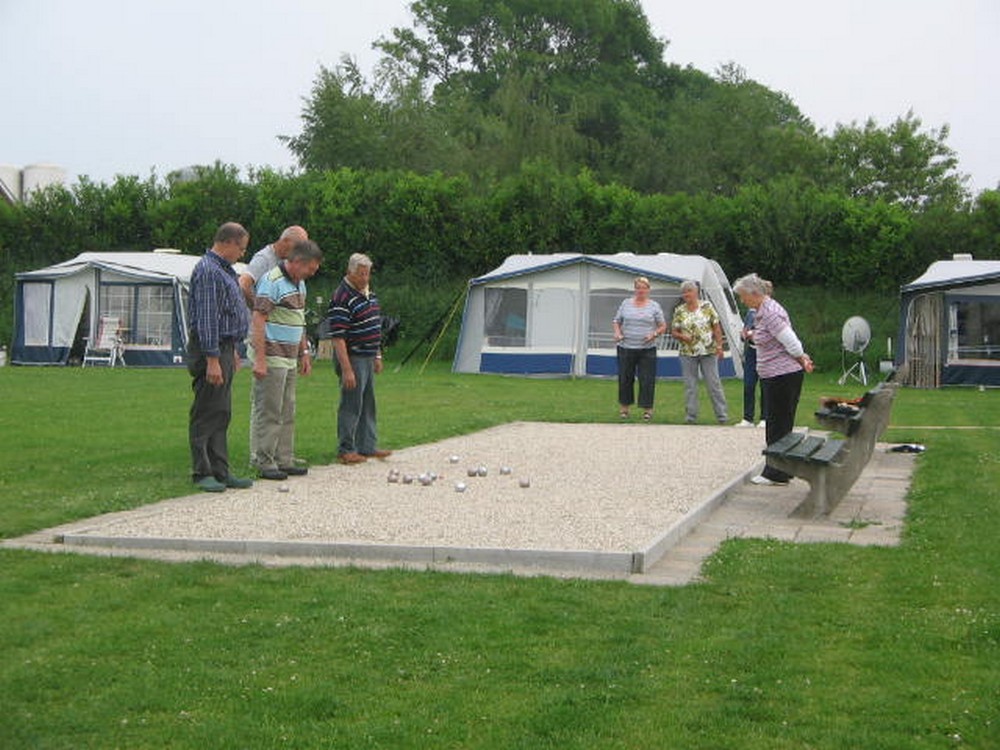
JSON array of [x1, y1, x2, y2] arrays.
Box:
[[82, 315, 126, 367]]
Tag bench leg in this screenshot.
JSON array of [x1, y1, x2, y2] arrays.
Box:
[[792, 468, 830, 518]]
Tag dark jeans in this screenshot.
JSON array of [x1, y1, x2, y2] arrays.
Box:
[[617, 346, 657, 410], [742, 345, 766, 422], [761, 368, 804, 482], [188, 335, 236, 482]]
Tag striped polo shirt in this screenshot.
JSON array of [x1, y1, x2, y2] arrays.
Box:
[[253, 263, 307, 369], [327, 277, 381, 356]]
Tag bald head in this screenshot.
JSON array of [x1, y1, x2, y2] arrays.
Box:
[[274, 225, 308, 259]]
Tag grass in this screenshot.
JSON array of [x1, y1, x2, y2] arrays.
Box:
[[1, 364, 998, 748]]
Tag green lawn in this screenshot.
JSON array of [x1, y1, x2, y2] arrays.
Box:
[[1, 365, 997, 749]]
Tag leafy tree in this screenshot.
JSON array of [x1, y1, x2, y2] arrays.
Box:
[[824, 111, 966, 208], [148, 162, 257, 250], [968, 189, 1000, 258], [656, 63, 821, 195], [289, 0, 722, 187]]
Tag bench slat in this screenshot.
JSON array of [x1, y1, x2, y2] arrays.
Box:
[[809, 439, 845, 465], [784, 435, 826, 460], [814, 407, 865, 436], [763, 431, 807, 457]]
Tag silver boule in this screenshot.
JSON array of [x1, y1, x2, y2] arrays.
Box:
[[402, 474, 414, 484], [499, 465, 512, 475], [477, 465, 488, 477], [278, 484, 290, 493], [467, 467, 478, 477], [518, 477, 531, 488], [454, 481, 467, 492], [419, 474, 433, 486], [448, 455, 460, 464]]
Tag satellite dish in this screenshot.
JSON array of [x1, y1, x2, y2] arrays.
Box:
[[839, 316, 871, 385]]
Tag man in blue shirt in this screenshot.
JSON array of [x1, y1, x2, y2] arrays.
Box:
[[187, 222, 254, 492]]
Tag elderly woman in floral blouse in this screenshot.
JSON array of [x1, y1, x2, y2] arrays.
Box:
[[671, 280, 729, 424]]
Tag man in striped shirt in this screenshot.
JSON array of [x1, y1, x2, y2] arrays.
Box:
[[187, 222, 253, 492], [327, 253, 391, 464], [250, 240, 323, 480]]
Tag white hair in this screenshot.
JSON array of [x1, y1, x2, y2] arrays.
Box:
[[732, 273, 769, 297], [347, 253, 373, 273]]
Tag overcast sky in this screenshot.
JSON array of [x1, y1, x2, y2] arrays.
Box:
[[2, 0, 997, 194]]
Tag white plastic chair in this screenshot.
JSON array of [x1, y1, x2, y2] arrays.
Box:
[[82, 315, 126, 367]]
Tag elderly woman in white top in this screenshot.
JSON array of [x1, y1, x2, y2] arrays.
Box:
[[613, 277, 667, 420], [732, 272, 813, 486], [671, 280, 729, 424]]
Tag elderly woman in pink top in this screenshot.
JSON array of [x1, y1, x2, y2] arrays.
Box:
[[732, 273, 813, 486]]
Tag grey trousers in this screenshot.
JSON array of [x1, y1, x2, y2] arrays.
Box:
[[680, 354, 728, 423], [337, 355, 378, 456], [250, 365, 297, 470]]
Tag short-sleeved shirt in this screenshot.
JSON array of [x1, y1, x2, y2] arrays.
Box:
[[253, 263, 307, 369], [672, 301, 720, 357], [327, 278, 381, 357], [244, 244, 278, 282], [613, 298, 665, 349]]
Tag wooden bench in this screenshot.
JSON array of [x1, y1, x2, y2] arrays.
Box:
[[761, 382, 898, 517]]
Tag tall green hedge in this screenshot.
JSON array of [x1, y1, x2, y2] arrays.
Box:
[[1, 164, 997, 356]]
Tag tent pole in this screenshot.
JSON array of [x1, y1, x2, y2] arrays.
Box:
[[419, 287, 468, 374], [394, 286, 466, 373]]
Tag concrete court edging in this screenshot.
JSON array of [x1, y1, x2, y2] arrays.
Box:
[[55, 532, 640, 576], [632, 462, 762, 573]]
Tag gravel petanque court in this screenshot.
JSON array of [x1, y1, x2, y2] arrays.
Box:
[[14, 422, 770, 578]]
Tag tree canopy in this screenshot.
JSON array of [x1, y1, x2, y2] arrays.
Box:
[[285, 0, 970, 206]]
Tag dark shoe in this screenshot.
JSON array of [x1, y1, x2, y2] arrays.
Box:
[[279, 466, 308, 476], [194, 476, 226, 493], [362, 450, 393, 460], [259, 468, 288, 481], [224, 475, 254, 489], [339, 452, 367, 465]]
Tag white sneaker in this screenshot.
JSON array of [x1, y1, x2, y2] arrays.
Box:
[[735, 419, 754, 427], [757, 420, 766, 428], [750, 474, 788, 486]]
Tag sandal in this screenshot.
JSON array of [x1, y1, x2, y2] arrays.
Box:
[[619, 409, 629, 419], [642, 411, 652, 421]]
